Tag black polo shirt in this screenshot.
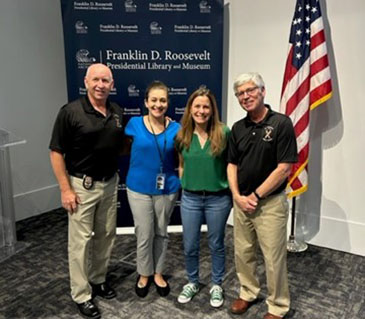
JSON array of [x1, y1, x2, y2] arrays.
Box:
[[49, 95, 124, 178], [227, 105, 297, 196]]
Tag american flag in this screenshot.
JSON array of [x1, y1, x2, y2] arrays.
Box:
[[280, 0, 332, 198]]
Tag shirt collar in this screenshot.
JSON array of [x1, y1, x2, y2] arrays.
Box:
[[81, 95, 111, 114], [244, 104, 274, 126]]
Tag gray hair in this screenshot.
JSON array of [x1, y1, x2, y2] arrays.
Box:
[[233, 72, 265, 93]]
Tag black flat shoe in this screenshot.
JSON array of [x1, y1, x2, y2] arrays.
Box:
[[91, 282, 117, 299], [135, 276, 151, 298], [154, 278, 170, 297], [76, 299, 101, 319]]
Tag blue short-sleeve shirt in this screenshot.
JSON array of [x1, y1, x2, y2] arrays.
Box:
[[125, 116, 181, 195]]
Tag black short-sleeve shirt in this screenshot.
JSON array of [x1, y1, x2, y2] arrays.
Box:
[[49, 96, 124, 178], [227, 105, 297, 196]]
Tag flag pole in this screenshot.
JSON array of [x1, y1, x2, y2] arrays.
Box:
[[287, 196, 308, 252]]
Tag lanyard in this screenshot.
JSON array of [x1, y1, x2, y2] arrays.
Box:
[[148, 116, 167, 173]]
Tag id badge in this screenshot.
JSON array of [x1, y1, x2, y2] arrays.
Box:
[[156, 173, 166, 190], [83, 175, 94, 190]]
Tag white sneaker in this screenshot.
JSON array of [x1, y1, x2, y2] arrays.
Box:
[[177, 283, 199, 303], [209, 285, 224, 308]]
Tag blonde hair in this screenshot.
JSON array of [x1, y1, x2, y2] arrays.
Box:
[[176, 87, 226, 156]]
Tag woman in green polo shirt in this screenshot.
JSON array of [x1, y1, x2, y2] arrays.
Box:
[[176, 87, 232, 308]]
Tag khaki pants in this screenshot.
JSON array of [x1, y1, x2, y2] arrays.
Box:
[[68, 174, 118, 303], [234, 192, 290, 317]]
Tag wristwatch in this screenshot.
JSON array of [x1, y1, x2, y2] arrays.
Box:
[[253, 190, 262, 200]]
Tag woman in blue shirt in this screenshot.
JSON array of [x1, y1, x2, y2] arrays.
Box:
[[125, 81, 180, 298]]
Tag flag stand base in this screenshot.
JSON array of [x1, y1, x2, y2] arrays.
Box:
[[287, 235, 308, 252], [287, 197, 307, 252]]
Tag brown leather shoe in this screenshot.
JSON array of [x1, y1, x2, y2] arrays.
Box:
[[263, 313, 283, 319], [230, 298, 252, 314]]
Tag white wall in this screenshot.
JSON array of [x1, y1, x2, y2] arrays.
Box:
[[225, 0, 365, 256], [0, 0, 66, 220], [1, 0, 364, 256]]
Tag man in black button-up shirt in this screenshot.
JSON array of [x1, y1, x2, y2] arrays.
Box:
[[49, 64, 124, 318], [227, 72, 297, 319]]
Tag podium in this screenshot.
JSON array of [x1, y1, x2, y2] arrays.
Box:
[[0, 128, 26, 262]]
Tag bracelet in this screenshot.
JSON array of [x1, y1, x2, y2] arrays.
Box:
[[253, 190, 261, 200]]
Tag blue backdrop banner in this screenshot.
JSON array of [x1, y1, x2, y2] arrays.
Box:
[[60, 0, 224, 227]]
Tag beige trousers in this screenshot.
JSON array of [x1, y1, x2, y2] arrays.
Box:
[[68, 174, 118, 303], [234, 192, 290, 317], [127, 188, 178, 276]]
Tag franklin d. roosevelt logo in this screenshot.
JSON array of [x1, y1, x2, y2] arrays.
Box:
[[124, 0, 137, 12], [199, 0, 211, 13], [150, 21, 162, 34], [76, 49, 96, 63], [75, 21, 88, 34], [128, 84, 140, 97]]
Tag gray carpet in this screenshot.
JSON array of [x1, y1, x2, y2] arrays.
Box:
[[0, 209, 364, 319]]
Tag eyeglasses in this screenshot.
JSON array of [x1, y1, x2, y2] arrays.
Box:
[[235, 86, 259, 98]]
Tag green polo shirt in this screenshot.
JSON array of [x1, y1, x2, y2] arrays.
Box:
[[181, 125, 230, 192]]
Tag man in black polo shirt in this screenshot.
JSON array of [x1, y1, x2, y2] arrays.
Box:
[[227, 73, 297, 319], [49, 63, 124, 319]]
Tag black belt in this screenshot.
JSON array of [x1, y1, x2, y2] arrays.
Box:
[[184, 189, 231, 196], [70, 172, 115, 182]]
